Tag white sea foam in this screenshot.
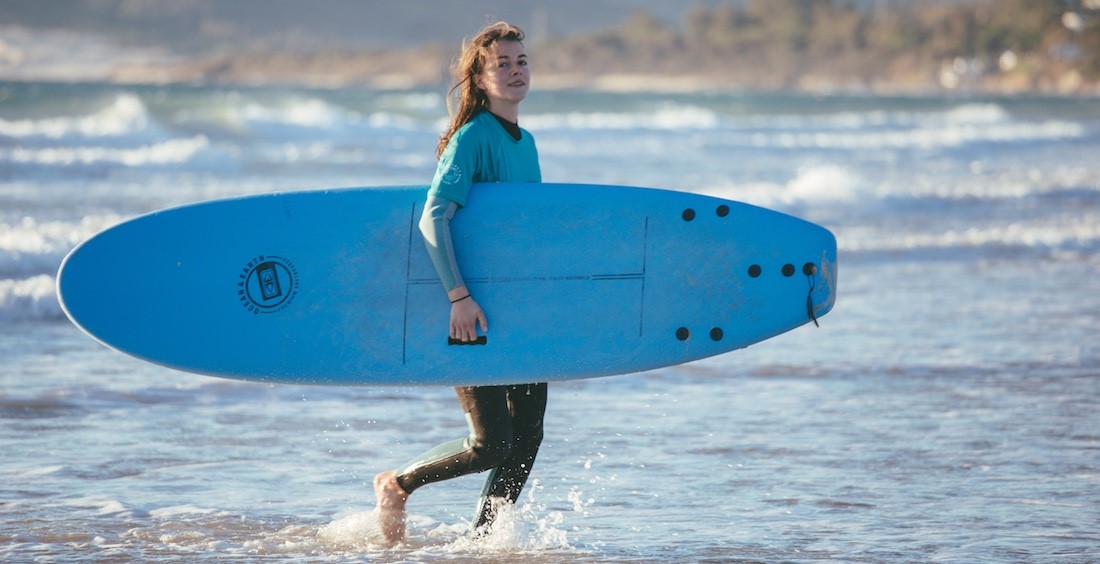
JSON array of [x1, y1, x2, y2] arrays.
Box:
[[834, 103, 1058, 149], [740, 119, 1084, 151], [894, 165, 1100, 201], [312, 480, 577, 558], [66, 496, 146, 518], [706, 164, 865, 207], [1, 215, 122, 277], [937, 102, 1012, 124], [181, 96, 424, 143], [526, 103, 722, 131], [734, 102, 1012, 132], [242, 97, 346, 129], [1, 135, 208, 167], [786, 164, 863, 202], [443, 495, 573, 554], [315, 509, 388, 549], [364, 111, 422, 130], [0, 214, 121, 321], [0, 275, 61, 321], [530, 102, 1084, 154], [233, 96, 416, 131], [149, 505, 222, 518], [841, 214, 1100, 254], [15, 464, 66, 477], [0, 94, 151, 139]]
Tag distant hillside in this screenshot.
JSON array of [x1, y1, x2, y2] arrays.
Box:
[[0, 0, 702, 53], [1, 0, 1097, 93], [546, 0, 1100, 93]]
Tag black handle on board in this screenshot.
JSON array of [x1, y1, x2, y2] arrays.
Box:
[[448, 336, 488, 346]]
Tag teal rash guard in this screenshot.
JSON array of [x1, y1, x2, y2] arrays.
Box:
[[419, 111, 541, 291]]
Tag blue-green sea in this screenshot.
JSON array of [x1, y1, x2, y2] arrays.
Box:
[[2, 82, 1098, 561]]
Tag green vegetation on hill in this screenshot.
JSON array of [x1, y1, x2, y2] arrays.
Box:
[[545, 0, 1099, 92], [3, 0, 1096, 92]]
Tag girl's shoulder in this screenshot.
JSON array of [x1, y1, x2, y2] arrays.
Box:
[[450, 112, 498, 148], [458, 111, 494, 132]]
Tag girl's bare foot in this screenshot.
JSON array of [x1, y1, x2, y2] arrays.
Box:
[[373, 470, 409, 544]]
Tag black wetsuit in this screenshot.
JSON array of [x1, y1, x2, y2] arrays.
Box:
[[395, 383, 547, 530]]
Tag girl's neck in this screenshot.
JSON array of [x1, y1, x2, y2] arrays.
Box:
[[488, 111, 522, 141], [487, 101, 519, 124]]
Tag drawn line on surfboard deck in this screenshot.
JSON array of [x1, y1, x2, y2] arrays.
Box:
[[402, 203, 416, 366], [401, 203, 651, 356], [639, 216, 649, 338], [397, 197, 827, 358]]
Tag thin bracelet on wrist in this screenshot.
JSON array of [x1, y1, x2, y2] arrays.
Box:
[[451, 294, 471, 304]]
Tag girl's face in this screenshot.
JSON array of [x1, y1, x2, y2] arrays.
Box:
[[477, 40, 529, 113]]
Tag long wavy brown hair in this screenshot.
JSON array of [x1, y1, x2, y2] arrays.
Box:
[[436, 22, 526, 158]]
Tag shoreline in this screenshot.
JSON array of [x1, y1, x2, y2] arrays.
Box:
[[4, 71, 1099, 99], [3, 28, 1098, 98]]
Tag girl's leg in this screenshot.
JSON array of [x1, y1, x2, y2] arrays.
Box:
[[394, 386, 516, 492], [471, 382, 548, 532], [374, 385, 518, 542]]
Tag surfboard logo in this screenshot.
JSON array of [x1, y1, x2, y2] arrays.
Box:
[[238, 255, 298, 314]]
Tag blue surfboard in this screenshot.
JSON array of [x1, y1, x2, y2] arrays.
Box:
[[57, 184, 837, 386]]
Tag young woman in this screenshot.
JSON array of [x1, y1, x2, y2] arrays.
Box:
[[372, 22, 547, 544]]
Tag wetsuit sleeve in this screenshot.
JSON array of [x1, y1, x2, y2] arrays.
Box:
[[418, 195, 465, 292]]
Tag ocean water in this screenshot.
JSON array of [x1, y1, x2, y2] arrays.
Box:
[[2, 81, 1098, 562]]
